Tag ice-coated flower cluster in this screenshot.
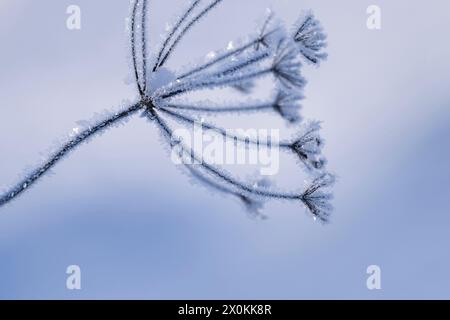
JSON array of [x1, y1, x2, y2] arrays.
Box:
[[1, 0, 335, 222]]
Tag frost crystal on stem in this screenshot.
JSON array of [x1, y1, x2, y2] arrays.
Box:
[[1, 0, 335, 223], [293, 11, 328, 65]]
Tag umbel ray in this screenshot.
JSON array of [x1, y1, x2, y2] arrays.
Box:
[[0, 0, 335, 222]]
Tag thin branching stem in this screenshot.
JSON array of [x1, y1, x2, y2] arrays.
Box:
[[156, 106, 294, 150], [182, 161, 252, 205], [161, 67, 273, 99], [294, 16, 313, 40], [255, 11, 274, 51], [185, 163, 236, 195], [131, 0, 145, 97], [1, 2, 333, 220], [141, 0, 148, 94], [177, 30, 277, 80], [163, 102, 275, 113], [151, 111, 302, 201], [157, 0, 224, 69], [183, 163, 267, 218], [0, 103, 143, 207], [130, 0, 149, 95], [153, 0, 203, 72]]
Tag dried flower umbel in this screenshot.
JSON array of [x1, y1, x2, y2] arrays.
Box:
[[0, 0, 335, 222]]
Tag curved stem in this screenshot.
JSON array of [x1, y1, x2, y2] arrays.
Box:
[[178, 37, 263, 80], [163, 102, 274, 113], [153, 0, 202, 72], [131, 0, 148, 97], [157, 106, 292, 149], [131, 0, 144, 96], [177, 28, 277, 80], [0, 103, 143, 207], [151, 110, 300, 201], [161, 67, 273, 99], [141, 0, 149, 94], [157, 0, 224, 69]]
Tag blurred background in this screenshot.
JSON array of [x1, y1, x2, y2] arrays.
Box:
[[0, 0, 449, 299]]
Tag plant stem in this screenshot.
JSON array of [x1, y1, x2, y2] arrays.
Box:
[[0, 103, 144, 207]]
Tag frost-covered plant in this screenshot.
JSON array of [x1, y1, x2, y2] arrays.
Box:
[[0, 0, 334, 222]]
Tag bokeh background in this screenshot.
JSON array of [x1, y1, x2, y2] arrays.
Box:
[[0, 0, 449, 299]]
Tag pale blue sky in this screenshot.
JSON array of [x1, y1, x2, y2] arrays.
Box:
[[0, 0, 449, 299]]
